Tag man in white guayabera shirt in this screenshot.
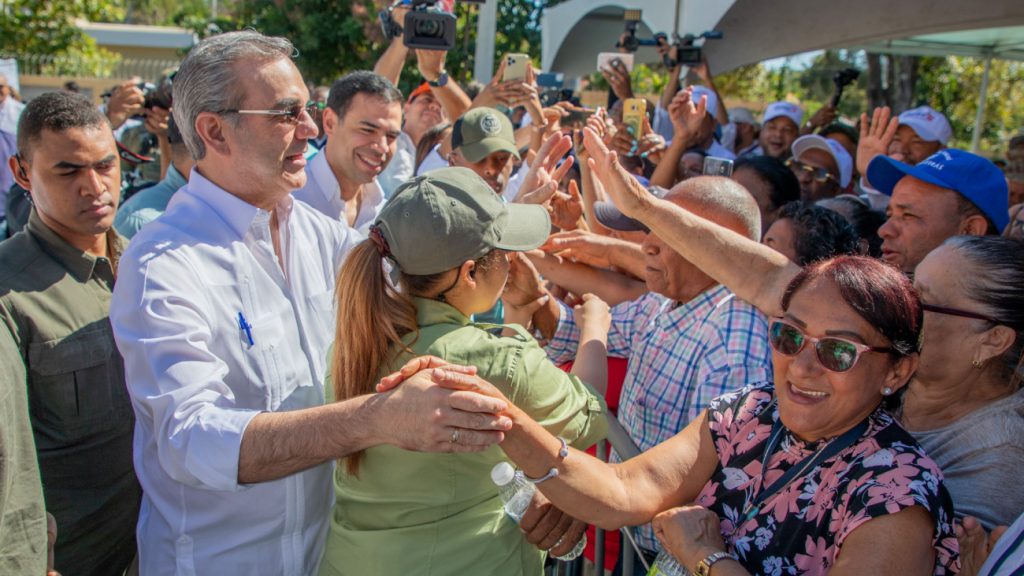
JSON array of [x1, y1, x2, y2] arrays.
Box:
[[110, 31, 510, 576]]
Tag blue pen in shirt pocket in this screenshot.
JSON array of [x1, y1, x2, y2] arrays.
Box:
[[237, 312, 255, 347]]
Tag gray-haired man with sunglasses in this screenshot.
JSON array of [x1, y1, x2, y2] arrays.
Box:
[[109, 31, 509, 575]]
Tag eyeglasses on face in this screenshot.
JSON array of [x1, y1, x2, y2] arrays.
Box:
[[785, 158, 837, 184], [768, 318, 896, 373], [217, 100, 325, 123], [921, 303, 1000, 324]]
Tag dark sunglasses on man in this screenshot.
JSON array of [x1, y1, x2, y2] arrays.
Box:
[[785, 158, 837, 184]]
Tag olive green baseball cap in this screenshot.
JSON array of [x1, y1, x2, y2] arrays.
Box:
[[375, 167, 550, 275], [451, 107, 520, 163]]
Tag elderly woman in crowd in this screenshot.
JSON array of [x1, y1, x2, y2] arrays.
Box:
[[566, 128, 1024, 533], [424, 254, 959, 575]]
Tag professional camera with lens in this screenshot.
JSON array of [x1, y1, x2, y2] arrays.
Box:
[[380, 0, 459, 51], [143, 76, 174, 110], [657, 31, 723, 67]]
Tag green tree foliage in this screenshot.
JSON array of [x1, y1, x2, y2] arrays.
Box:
[[915, 56, 1024, 153], [0, 0, 124, 75]]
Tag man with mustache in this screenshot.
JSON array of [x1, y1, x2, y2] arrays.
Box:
[[0, 91, 140, 576], [293, 71, 402, 235]]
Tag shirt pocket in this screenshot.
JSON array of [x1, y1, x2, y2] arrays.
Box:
[[302, 290, 335, 385], [26, 321, 128, 439]]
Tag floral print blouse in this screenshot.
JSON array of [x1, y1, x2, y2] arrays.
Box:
[[695, 383, 960, 575]]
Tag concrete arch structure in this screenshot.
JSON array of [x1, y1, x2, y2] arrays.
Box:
[[541, 0, 1024, 79]]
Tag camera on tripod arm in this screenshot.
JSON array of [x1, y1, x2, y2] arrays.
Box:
[[615, 9, 722, 68]]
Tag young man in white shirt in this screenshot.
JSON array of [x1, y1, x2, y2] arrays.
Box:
[[292, 72, 401, 235], [110, 31, 511, 576]]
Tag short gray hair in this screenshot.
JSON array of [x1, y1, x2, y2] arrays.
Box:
[[172, 31, 296, 160]]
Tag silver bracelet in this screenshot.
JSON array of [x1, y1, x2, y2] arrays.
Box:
[[523, 437, 569, 485]]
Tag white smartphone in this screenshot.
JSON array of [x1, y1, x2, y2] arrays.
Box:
[[597, 52, 634, 73], [503, 53, 530, 82]]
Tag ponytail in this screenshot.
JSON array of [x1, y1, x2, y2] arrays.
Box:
[[332, 240, 504, 475], [332, 240, 419, 476]]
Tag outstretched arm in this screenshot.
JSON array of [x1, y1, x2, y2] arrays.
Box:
[[583, 127, 799, 317]]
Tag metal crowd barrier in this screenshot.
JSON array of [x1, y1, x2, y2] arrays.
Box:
[[551, 414, 644, 576]]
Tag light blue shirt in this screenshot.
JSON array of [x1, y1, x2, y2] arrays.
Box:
[[113, 163, 187, 239]]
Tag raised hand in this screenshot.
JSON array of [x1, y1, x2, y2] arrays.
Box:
[[548, 179, 585, 231], [667, 88, 708, 147], [582, 127, 654, 219], [415, 49, 447, 81], [516, 132, 575, 205], [857, 106, 898, 179], [600, 59, 634, 101]]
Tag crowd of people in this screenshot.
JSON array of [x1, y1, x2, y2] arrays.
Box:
[[0, 17, 1022, 576]]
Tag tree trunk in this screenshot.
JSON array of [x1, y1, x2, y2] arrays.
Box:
[[891, 55, 918, 113], [865, 52, 887, 110]]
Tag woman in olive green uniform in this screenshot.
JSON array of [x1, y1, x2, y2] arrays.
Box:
[[319, 167, 609, 576]]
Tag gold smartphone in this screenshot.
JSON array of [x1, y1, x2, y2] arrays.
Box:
[[503, 53, 530, 82], [622, 98, 647, 139]]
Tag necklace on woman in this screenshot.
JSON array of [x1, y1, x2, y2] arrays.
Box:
[[733, 401, 868, 532]]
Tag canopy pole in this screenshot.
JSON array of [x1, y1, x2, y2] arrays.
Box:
[[970, 56, 992, 153], [474, 0, 497, 84]]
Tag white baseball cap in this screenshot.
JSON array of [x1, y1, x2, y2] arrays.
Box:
[[791, 134, 852, 188], [689, 85, 719, 119], [897, 106, 952, 145], [763, 101, 803, 129], [728, 107, 757, 126]]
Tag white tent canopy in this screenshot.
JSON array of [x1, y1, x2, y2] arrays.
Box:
[[538, 0, 1024, 151]]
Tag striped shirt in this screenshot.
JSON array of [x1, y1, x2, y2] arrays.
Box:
[[546, 285, 773, 551]]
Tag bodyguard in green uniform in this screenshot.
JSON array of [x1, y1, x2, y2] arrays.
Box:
[[0, 321, 47, 574], [1, 92, 140, 576]]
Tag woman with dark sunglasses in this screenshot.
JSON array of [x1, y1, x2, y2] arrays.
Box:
[[576, 126, 1024, 532], [411, 255, 958, 575]]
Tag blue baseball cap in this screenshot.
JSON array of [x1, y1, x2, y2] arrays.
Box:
[[867, 149, 1009, 233]]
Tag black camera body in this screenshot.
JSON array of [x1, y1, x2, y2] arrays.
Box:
[[830, 68, 860, 107], [143, 78, 173, 110], [380, 0, 457, 51], [657, 31, 723, 68]]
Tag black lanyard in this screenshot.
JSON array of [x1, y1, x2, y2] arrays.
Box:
[[739, 403, 869, 526]]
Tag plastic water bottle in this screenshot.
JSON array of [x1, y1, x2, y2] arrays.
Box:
[[491, 462, 535, 522], [646, 549, 688, 576], [490, 462, 587, 561]]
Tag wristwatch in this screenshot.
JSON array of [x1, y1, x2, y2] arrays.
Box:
[[427, 71, 449, 88], [694, 551, 736, 576]]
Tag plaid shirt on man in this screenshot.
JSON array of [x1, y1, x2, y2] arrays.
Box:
[[546, 284, 773, 552]]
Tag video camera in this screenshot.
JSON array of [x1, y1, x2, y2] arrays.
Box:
[[101, 73, 173, 110], [830, 68, 860, 107], [143, 76, 174, 110], [380, 0, 469, 51], [656, 31, 723, 67], [616, 9, 722, 67]]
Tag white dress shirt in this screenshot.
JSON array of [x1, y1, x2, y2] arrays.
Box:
[[110, 168, 359, 576], [292, 151, 385, 235], [377, 130, 416, 198]]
